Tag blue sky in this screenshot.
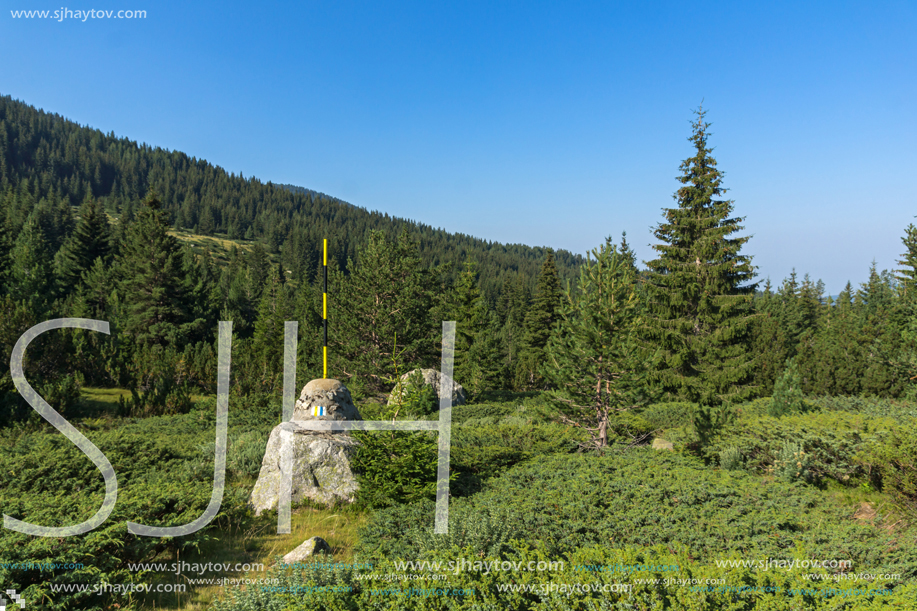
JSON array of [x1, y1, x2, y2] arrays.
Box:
[[2, 0, 914, 293]]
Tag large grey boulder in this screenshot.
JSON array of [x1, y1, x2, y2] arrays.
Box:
[[250, 379, 361, 515], [387, 368, 465, 408]]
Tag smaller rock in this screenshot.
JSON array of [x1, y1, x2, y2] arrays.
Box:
[[388, 368, 466, 407], [283, 536, 332, 564], [651, 438, 674, 451]]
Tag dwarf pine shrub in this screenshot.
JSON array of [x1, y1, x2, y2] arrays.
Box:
[[769, 358, 806, 417], [719, 446, 744, 471]]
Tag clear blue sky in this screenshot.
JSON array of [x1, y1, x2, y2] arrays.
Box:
[[2, 0, 914, 293]]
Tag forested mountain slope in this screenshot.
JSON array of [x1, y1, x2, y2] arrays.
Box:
[[0, 94, 581, 299]]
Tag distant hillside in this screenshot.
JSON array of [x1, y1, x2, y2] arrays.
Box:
[[0, 94, 582, 299], [276, 183, 354, 208]]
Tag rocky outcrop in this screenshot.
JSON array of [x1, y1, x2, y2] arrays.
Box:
[[249, 379, 361, 515]]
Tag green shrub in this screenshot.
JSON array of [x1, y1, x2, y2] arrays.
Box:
[[692, 402, 736, 447], [211, 543, 917, 611], [37, 373, 82, 417], [210, 450, 917, 611], [451, 401, 521, 424], [769, 440, 814, 484], [387, 369, 439, 418], [719, 446, 744, 471], [769, 359, 806, 417], [354, 451, 917, 574], [350, 430, 442, 508], [639, 401, 697, 429], [857, 427, 917, 514], [808, 395, 917, 421], [608, 410, 655, 443], [705, 411, 894, 486], [735, 396, 777, 419], [452, 419, 581, 480], [196, 429, 269, 480]]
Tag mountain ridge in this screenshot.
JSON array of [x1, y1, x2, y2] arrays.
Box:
[[0, 93, 583, 298]]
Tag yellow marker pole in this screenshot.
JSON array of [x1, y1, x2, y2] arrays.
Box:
[[323, 239, 328, 379]]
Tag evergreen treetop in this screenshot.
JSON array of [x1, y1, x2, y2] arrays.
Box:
[[642, 106, 758, 407], [896, 223, 917, 300]]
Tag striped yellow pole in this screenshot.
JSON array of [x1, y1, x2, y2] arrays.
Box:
[[323, 239, 328, 379]]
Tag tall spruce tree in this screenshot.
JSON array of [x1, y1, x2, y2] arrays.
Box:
[[516, 249, 562, 389], [117, 191, 199, 348], [856, 263, 903, 396], [795, 283, 865, 396], [618, 231, 638, 274], [464, 309, 507, 396], [642, 107, 758, 408], [218, 247, 260, 339]]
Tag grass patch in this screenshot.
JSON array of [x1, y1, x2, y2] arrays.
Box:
[[142, 506, 368, 610]]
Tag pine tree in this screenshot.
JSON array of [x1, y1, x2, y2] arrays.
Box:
[[775, 270, 803, 357], [8, 217, 55, 308], [77, 258, 115, 319], [896, 223, 917, 300], [464, 309, 506, 397], [516, 249, 562, 389], [116, 191, 196, 348], [246, 243, 271, 304], [856, 263, 903, 396], [856, 261, 896, 315], [447, 260, 485, 387], [895, 225, 917, 396], [796, 287, 864, 396], [543, 239, 645, 449], [642, 107, 758, 408], [618, 231, 638, 274], [218, 248, 260, 339], [331, 229, 438, 390], [180, 246, 219, 344], [251, 267, 293, 392], [55, 195, 112, 294], [769, 358, 805, 417], [30, 195, 74, 252], [496, 274, 529, 383], [749, 282, 789, 396], [0, 193, 11, 294]]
